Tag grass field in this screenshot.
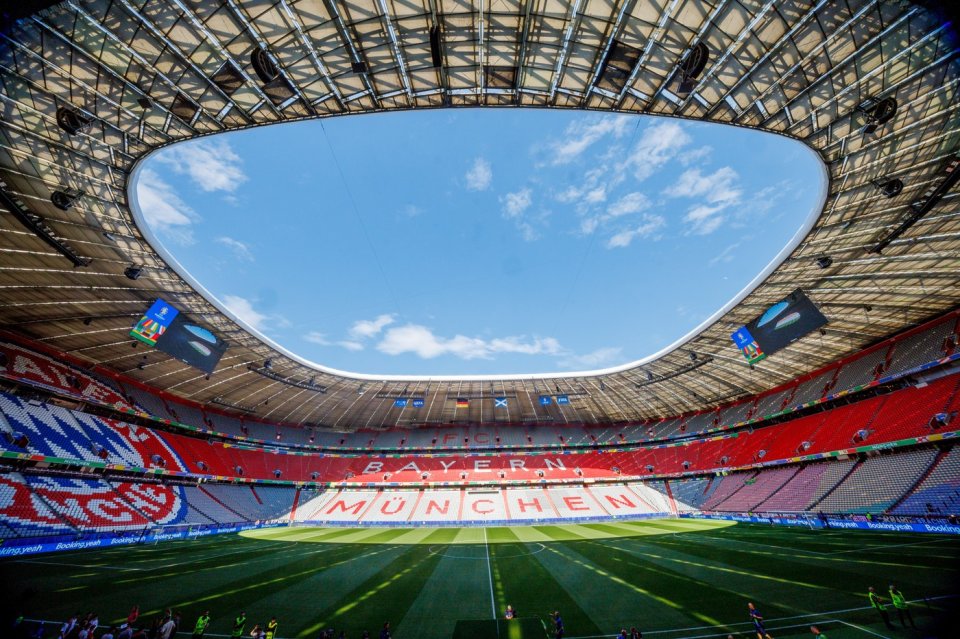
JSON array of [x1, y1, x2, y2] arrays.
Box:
[[3, 520, 959, 639]]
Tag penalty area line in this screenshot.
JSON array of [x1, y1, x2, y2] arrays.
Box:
[[483, 528, 496, 621], [836, 621, 892, 639]]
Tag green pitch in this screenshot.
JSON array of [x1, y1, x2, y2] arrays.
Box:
[[3, 520, 958, 639]]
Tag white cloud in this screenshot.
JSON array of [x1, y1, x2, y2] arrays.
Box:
[[222, 295, 271, 331], [679, 145, 713, 166], [607, 192, 651, 218], [306, 332, 365, 351], [377, 324, 563, 360], [304, 332, 331, 346], [349, 314, 396, 340], [559, 346, 623, 369], [665, 166, 741, 205], [606, 214, 667, 248], [709, 242, 741, 266], [665, 166, 744, 235], [549, 117, 631, 164], [501, 188, 532, 218], [628, 120, 692, 181], [465, 157, 493, 191], [500, 188, 541, 241], [402, 204, 423, 217], [156, 138, 246, 193], [136, 168, 196, 244], [216, 236, 253, 261]]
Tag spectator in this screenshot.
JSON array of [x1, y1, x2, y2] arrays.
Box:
[[102, 627, 118, 639], [265, 617, 278, 639], [630, 627, 642, 639], [59, 615, 78, 639], [810, 626, 826, 639], [379, 622, 391, 639], [126, 607, 140, 630], [504, 606, 515, 620], [159, 616, 176, 639]]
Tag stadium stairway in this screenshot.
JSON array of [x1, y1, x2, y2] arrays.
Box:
[[887, 447, 950, 513], [808, 459, 862, 511], [199, 485, 248, 521]]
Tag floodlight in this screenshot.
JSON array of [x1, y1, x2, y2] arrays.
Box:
[[56, 106, 92, 135], [857, 96, 897, 134], [815, 256, 833, 269], [251, 48, 278, 83], [123, 265, 143, 280], [674, 42, 709, 95], [872, 178, 903, 198], [51, 188, 83, 211]]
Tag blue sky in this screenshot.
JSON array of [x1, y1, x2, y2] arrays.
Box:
[[136, 109, 822, 376]]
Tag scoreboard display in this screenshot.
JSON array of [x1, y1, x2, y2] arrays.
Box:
[[731, 289, 827, 363]]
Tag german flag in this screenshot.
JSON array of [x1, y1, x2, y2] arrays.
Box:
[[455, 398, 469, 408]]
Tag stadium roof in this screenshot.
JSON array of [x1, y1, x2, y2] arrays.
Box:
[[1, 0, 959, 430]]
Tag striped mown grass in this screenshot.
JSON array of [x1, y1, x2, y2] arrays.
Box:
[[3, 521, 958, 639]]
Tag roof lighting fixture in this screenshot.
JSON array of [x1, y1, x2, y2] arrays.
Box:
[[857, 96, 898, 135], [51, 188, 83, 211], [872, 178, 904, 198], [123, 265, 143, 280], [674, 42, 709, 95], [56, 106, 92, 135], [815, 256, 833, 269]]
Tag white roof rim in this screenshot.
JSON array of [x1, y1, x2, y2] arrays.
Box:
[[128, 115, 829, 382]]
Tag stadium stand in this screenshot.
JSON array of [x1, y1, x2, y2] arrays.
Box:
[[893, 447, 960, 516], [708, 467, 800, 512], [0, 311, 958, 540], [754, 460, 856, 513], [815, 449, 940, 513], [3, 314, 957, 456]]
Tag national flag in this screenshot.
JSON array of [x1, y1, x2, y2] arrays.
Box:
[[456, 398, 469, 408], [394, 398, 408, 407], [412, 398, 425, 408], [494, 397, 508, 408], [539, 395, 552, 406], [556, 394, 570, 405]]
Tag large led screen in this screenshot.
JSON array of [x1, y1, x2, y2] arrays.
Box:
[[731, 289, 827, 363], [131, 299, 228, 374]]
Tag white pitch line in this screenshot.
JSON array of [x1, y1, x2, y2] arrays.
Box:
[[563, 620, 846, 639], [825, 537, 954, 555], [11, 559, 146, 571], [837, 620, 892, 639], [557, 595, 957, 639], [483, 528, 496, 620]]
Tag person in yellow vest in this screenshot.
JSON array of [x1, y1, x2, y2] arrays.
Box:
[[888, 584, 916, 628], [231, 613, 247, 639], [868, 586, 895, 629], [265, 617, 278, 639], [191, 612, 211, 639]]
